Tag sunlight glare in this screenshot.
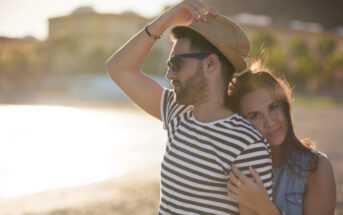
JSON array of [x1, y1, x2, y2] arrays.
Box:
[[0, 105, 165, 198]]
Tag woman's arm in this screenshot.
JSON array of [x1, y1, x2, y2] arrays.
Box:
[[228, 166, 281, 215], [303, 154, 336, 215]]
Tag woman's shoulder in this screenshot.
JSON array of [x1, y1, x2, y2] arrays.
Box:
[[306, 152, 335, 186], [311, 152, 333, 175], [303, 152, 336, 214]]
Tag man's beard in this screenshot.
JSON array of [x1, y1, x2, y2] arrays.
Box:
[[173, 63, 208, 105]]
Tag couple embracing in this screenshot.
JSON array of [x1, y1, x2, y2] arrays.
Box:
[[106, 0, 336, 214]]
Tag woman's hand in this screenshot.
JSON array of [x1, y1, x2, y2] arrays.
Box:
[[227, 166, 278, 214]]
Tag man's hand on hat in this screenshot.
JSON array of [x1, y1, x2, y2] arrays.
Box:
[[166, 0, 218, 26]]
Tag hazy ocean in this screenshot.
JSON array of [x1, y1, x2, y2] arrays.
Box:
[[0, 104, 166, 198]]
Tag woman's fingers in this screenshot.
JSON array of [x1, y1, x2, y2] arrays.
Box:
[[227, 166, 272, 212], [231, 165, 250, 184], [227, 181, 240, 201], [229, 170, 243, 187], [249, 166, 264, 187]]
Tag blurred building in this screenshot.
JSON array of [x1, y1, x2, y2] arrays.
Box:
[[6, 5, 339, 95], [0, 36, 44, 98], [47, 6, 171, 75], [48, 7, 147, 54]]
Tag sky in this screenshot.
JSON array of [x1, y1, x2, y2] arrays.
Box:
[[0, 0, 179, 40]]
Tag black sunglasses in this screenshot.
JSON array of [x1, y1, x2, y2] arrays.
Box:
[[167, 53, 211, 72]]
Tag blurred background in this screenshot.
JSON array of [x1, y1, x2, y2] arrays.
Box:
[[0, 0, 342, 214]]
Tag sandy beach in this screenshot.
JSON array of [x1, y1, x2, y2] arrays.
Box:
[[0, 168, 161, 215], [0, 103, 342, 215]]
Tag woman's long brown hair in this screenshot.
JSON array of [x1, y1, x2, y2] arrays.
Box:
[[227, 67, 318, 173]]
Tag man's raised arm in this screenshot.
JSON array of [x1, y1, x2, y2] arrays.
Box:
[[105, 0, 218, 120]]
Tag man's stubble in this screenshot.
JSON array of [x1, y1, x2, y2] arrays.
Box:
[[174, 62, 209, 106]]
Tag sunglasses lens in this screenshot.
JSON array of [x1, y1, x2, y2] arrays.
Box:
[[167, 60, 172, 70], [168, 57, 179, 71], [167, 53, 210, 72], [172, 58, 178, 71]]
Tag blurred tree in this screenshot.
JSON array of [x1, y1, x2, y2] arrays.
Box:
[[317, 35, 337, 82], [289, 38, 318, 90], [250, 30, 277, 57], [318, 35, 336, 59], [249, 30, 287, 78], [267, 46, 288, 78], [289, 39, 308, 57], [323, 52, 343, 81]]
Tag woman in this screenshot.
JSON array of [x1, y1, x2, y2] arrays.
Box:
[[226, 67, 336, 215]]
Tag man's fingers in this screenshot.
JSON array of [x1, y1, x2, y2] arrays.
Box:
[[186, 0, 218, 22], [188, 0, 208, 22], [249, 166, 264, 187], [173, 0, 218, 22], [201, 1, 218, 15], [194, 5, 208, 22], [183, 3, 201, 21]]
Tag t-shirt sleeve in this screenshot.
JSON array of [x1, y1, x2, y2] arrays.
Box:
[[233, 139, 273, 199], [160, 88, 190, 129]]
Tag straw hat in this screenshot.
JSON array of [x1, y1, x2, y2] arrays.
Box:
[[173, 14, 250, 73]]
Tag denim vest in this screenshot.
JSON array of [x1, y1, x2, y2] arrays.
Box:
[[272, 151, 313, 215]]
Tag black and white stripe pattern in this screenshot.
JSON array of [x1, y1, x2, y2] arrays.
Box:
[[159, 89, 272, 215]]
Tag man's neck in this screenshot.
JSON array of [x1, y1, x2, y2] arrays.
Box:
[[192, 101, 234, 123]]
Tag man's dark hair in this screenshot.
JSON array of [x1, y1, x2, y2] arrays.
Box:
[[170, 26, 235, 86]]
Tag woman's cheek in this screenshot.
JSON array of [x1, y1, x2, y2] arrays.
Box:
[[254, 121, 265, 136]]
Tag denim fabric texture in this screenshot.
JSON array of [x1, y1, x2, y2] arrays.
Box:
[[272, 151, 313, 215]]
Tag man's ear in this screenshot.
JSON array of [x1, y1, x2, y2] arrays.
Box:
[[206, 54, 220, 72]]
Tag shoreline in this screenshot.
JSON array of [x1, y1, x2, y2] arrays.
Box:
[[0, 168, 161, 215]]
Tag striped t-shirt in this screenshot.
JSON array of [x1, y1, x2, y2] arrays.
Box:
[[159, 89, 273, 215]]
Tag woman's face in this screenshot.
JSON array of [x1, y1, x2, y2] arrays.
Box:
[[240, 88, 288, 146]]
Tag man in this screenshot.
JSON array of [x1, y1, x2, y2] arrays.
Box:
[[106, 0, 272, 214]]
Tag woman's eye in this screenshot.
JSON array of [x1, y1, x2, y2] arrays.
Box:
[[249, 113, 258, 120], [270, 103, 279, 110]]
